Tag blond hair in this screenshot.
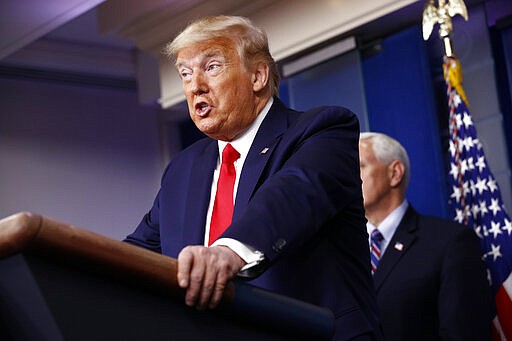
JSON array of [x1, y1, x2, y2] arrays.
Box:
[[164, 15, 280, 97]]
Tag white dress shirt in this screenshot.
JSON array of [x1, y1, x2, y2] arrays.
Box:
[[205, 97, 274, 270], [366, 200, 409, 256]]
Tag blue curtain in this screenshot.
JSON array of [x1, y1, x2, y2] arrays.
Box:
[[361, 26, 448, 217], [279, 50, 368, 132]]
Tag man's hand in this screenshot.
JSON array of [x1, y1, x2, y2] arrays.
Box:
[[177, 245, 246, 310]]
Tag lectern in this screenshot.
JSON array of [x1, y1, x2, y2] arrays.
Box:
[[0, 212, 334, 340]]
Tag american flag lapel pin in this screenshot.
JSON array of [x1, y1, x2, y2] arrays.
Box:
[[394, 242, 404, 251], [260, 147, 269, 154]]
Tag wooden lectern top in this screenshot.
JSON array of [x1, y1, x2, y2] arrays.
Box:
[[0, 212, 233, 301]]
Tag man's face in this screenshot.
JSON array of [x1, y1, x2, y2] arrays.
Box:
[[176, 38, 260, 141], [359, 140, 392, 211]]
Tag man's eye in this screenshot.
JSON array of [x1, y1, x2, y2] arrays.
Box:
[[180, 70, 192, 79], [207, 64, 221, 72]]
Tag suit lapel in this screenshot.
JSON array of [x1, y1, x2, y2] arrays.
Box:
[[183, 141, 218, 245], [233, 98, 291, 219], [373, 207, 418, 291]]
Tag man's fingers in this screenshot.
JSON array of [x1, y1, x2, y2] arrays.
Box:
[[186, 256, 206, 307], [207, 249, 240, 309], [209, 274, 228, 309], [197, 263, 218, 310], [177, 245, 245, 310], [177, 246, 194, 288]]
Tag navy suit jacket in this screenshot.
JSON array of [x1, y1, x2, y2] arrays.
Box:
[[374, 206, 494, 340], [126, 98, 382, 340]]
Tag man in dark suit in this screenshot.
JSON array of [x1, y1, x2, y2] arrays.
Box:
[[359, 132, 494, 340], [125, 15, 382, 340]]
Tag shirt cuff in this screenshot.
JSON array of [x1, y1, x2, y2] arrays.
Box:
[[211, 238, 265, 271]]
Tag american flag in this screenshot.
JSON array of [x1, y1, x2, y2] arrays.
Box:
[[445, 56, 512, 340]]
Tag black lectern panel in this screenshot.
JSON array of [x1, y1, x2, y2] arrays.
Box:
[[0, 254, 63, 340], [0, 254, 283, 340]]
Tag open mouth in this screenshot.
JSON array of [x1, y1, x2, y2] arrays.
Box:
[[195, 102, 211, 116]]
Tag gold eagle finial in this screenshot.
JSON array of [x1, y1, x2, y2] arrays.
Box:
[[422, 0, 468, 41]]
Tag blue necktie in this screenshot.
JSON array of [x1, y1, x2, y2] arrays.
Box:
[[370, 229, 384, 275]]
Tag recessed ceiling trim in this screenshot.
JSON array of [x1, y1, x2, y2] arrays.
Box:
[[282, 37, 356, 78]]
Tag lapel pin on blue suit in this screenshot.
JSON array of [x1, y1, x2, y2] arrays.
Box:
[[394, 242, 404, 251], [260, 147, 269, 154]]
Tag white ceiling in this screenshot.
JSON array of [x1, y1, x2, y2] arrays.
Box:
[[0, 0, 145, 79], [0, 0, 113, 60], [45, 7, 133, 49]]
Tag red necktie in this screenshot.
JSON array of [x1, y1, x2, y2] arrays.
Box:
[[208, 144, 240, 246]]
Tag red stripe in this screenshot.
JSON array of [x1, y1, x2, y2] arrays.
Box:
[[371, 245, 380, 257], [495, 284, 512, 339]]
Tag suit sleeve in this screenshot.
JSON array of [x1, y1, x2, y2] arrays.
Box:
[[124, 159, 171, 253], [124, 191, 162, 253], [223, 106, 364, 263], [438, 226, 495, 340]]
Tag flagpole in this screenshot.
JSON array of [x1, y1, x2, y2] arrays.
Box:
[[423, 0, 470, 220]]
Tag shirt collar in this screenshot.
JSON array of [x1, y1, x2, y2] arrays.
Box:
[[367, 200, 409, 243], [217, 97, 273, 161]]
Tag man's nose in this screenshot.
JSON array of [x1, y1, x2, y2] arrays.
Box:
[[190, 72, 208, 94]]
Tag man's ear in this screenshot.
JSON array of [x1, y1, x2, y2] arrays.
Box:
[[252, 62, 269, 92], [388, 160, 405, 188]]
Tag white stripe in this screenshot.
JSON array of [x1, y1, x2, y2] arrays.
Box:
[[502, 272, 512, 299], [492, 317, 506, 341]]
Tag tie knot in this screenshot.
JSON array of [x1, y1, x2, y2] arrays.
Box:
[[371, 229, 383, 243], [222, 144, 240, 165]]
